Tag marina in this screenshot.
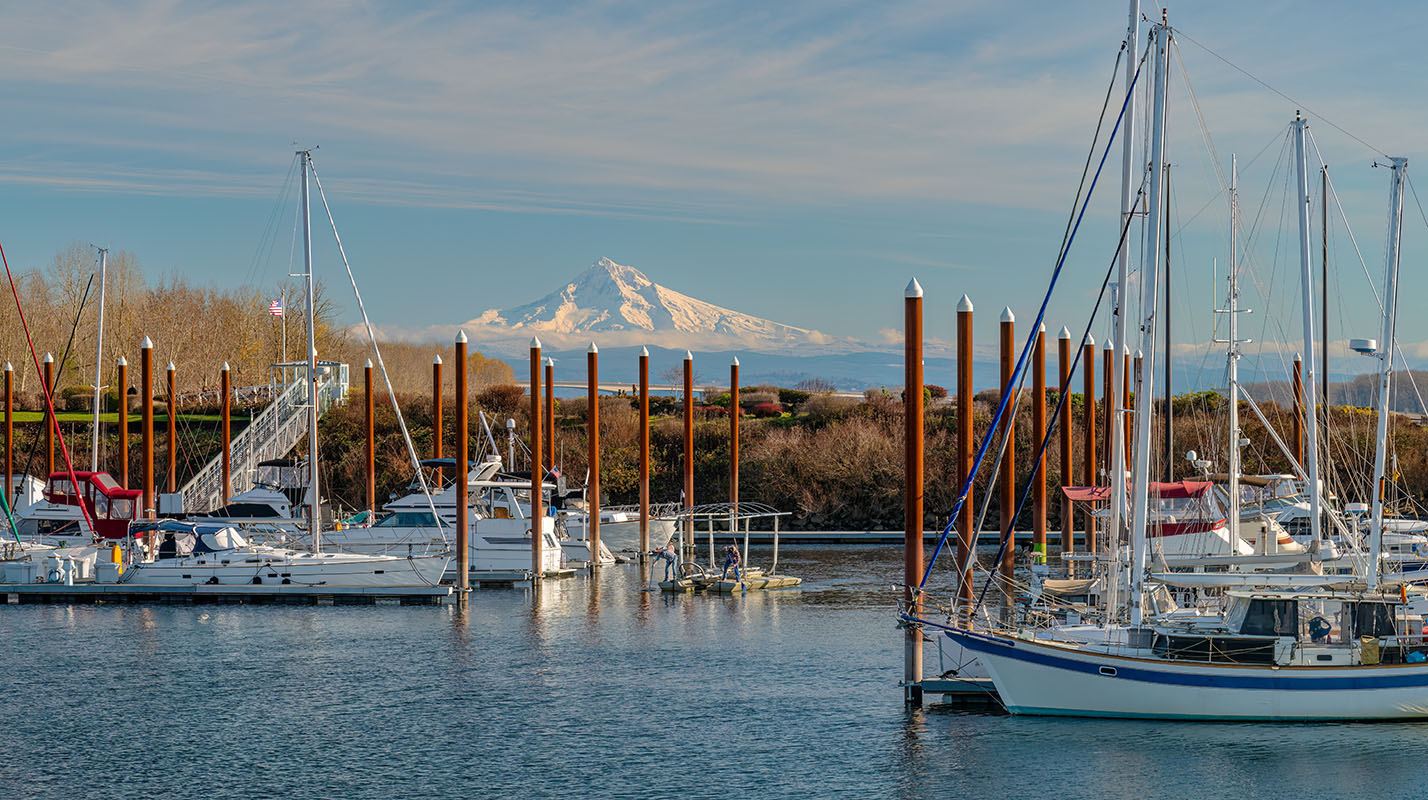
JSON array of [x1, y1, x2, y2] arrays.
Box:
[[9, 2, 1428, 798]]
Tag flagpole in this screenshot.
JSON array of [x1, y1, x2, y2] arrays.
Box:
[[281, 287, 287, 363]]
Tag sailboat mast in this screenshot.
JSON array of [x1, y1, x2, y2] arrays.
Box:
[[1292, 115, 1324, 554], [1109, 0, 1140, 574], [1321, 166, 1329, 407], [1163, 163, 1172, 481], [1369, 156, 1408, 591], [1129, 14, 1169, 630], [300, 149, 321, 553], [1226, 157, 1241, 537], [90, 248, 108, 470]]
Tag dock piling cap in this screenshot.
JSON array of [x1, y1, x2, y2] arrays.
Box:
[[1084, 333, 1096, 347], [530, 336, 542, 349], [1103, 340, 1113, 352], [1058, 326, 1071, 340], [455, 329, 468, 344], [684, 350, 693, 362], [587, 341, 598, 354], [140, 336, 152, 349], [957, 294, 973, 313], [905, 278, 923, 299], [221, 362, 229, 371], [117, 356, 127, 366], [640, 346, 649, 357], [166, 361, 175, 371], [42, 352, 53, 363], [731, 356, 740, 367], [433, 354, 442, 364], [1293, 352, 1302, 362], [2, 361, 10, 372], [364, 358, 373, 368], [1000, 307, 1014, 323]]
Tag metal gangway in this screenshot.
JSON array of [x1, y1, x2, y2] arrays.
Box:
[[178, 361, 349, 513]]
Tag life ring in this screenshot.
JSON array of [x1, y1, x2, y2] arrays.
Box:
[[46, 568, 62, 584]]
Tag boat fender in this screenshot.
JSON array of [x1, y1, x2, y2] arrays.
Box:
[[1402, 585, 1409, 604], [1410, 651, 1428, 664]]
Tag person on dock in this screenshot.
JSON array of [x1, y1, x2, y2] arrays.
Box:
[[720, 544, 741, 581], [653, 542, 677, 582]]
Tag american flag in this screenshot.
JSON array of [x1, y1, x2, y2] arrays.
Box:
[[268, 298, 284, 317]]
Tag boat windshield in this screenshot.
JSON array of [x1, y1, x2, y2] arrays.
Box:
[[1150, 493, 1223, 523], [374, 511, 439, 528]]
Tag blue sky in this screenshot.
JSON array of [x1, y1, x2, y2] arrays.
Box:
[[2, 0, 1427, 384]]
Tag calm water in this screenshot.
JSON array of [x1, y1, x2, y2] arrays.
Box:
[[4, 546, 1426, 799]]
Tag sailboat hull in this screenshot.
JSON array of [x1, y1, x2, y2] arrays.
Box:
[[947, 628, 1428, 720], [122, 551, 450, 588]]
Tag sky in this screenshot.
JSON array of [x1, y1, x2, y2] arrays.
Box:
[[2, 0, 1428, 387]]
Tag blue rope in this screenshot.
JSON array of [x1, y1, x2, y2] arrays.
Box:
[[917, 53, 1144, 593]]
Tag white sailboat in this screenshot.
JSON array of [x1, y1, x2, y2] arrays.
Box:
[[940, 48, 1428, 717]]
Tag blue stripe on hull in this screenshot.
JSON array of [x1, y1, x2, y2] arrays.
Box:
[[945, 629, 1428, 691], [1005, 705, 1415, 721]]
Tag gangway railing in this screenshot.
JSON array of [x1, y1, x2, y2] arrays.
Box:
[[178, 361, 348, 513]]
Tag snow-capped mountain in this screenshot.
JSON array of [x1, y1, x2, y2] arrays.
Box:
[[464, 257, 857, 353]]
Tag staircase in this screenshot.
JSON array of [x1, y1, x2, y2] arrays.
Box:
[[180, 361, 349, 513]]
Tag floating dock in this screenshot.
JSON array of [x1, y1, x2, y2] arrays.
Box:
[[1, 582, 452, 605]]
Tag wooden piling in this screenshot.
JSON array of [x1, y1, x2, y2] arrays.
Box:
[[545, 358, 555, 474], [219, 363, 230, 502], [683, 351, 694, 564], [42, 353, 53, 478], [166, 362, 177, 495], [140, 338, 153, 518], [904, 279, 924, 706], [638, 347, 650, 558], [3, 362, 11, 504], [1033, 324, 1046, 559], [730, 357, 740, 508], [998, 308, 1016, 586], [456, 332, 470, 591], [432, 355, 443, 487], [530, 337, 544, 577], [118, 357, 129, 489], [364, 359, 375, 516], [587, 342, 601, 565], [1293, 353, 1304, 463], [1082, 335, 1097, 553], [1057, 328, 1073, 555], [956, 295, 974, 613]]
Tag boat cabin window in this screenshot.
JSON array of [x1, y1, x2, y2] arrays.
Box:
[[1150, 493, 1222, 523], [94, 493, 110, 517], [374, 512, 439, 528], [110, 498, 135, 521], [50, 479, 75, 497], [1349, 602, 1397, 639], [1238, 599, 1298, 638]]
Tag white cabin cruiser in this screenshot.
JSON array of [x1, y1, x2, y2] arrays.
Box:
[[320, 459, 565, 575]]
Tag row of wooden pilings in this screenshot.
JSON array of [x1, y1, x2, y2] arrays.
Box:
[[1, 339, 235, 525], [437, 333, 735, 593], [900, 283, 1309, 704]]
